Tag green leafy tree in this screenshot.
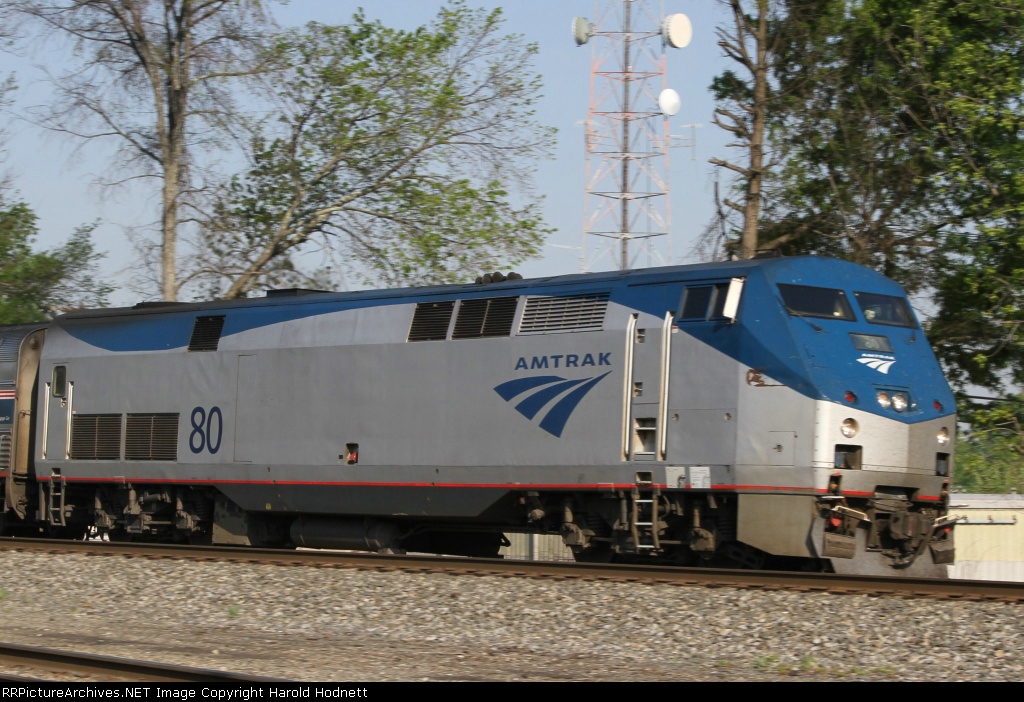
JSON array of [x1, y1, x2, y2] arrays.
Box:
[[954, 398, 1024, 494], [921, 2, 1024, 392], [710, 1, 1024, 395], [191, 1, 555, 298], [0, 30, 109, 323], [0, 196, 111, 323], [753, 0, 952, 294]]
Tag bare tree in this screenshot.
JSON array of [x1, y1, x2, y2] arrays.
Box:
[[5, 0, 275, 301], [708, 0, 785, 260], [0, 75, 14, 194], [0, 16, 18, 193]]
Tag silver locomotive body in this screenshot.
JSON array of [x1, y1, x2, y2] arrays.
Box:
[[1, 257, 957, 575]]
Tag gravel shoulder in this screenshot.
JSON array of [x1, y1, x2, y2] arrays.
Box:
[[0, 551, 1020, 682]]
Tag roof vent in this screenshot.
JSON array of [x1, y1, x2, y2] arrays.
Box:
[[519, 294, 609, 334], [452, 297, 519, 339], [408, 301, 456, 342], [188, 316, 226, 351]]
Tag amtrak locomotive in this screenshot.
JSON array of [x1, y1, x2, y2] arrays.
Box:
[[0, 255, 957, 576]]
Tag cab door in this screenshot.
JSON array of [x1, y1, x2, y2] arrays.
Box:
[[41, 363, 72, 462]]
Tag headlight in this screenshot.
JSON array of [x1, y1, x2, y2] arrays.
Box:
[[937, 427, 950, 445], [892, 392, 909, 412], [841, 418, 859, 438], [876, 391, 891, 409]]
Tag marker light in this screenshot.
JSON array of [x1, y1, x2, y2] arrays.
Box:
[[892, 393, 909, 412], [841, 418, 859, 438], [937, 427, 950, 445], [844, 391, 858, 404], [934, 400, 943, 412], [876, 391, 892, 410]]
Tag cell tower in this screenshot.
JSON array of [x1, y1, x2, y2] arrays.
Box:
[[573, 1, 692, 271]]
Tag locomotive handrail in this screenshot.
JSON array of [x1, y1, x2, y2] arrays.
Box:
[[622, 313, 638, 461], [658, 310, 672, 459]]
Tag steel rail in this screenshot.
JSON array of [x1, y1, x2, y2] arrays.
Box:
[[0, 642, 290, 682], [2, 536, 1022, 603]]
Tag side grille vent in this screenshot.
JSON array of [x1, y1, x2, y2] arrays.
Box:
[[188, 316, 226, 351], [408, 301, 456, 342], [125, 414, 179, 461], [0, 432, 11, 473], [452, 297, 519, 339], [519, 293, 609, 334], [0, 336, 20, 363], [70, 414, 122, 460]]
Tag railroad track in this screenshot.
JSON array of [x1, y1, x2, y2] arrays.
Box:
[[0, 642, 290, 682], [1, 536, 1022, 603]]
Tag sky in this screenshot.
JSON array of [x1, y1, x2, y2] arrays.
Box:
[[1, 1, 736, 305]]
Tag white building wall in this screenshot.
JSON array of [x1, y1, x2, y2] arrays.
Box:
[[948, 494, 1024, 582]]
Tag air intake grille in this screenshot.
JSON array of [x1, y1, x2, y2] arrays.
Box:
[[188, 316, 226, 351], [452, 297, 519, 339], [70, 414, 122, 460], [0, 336, 19, 363], [0, 432, 11, 473], [1, 335, 21, 384], [125, 413, 179, 461], [408, 301, 456, 341], [519, 294, 609, 334]]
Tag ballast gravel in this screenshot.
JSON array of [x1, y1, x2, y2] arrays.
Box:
[[0, 551, 1020, 682]]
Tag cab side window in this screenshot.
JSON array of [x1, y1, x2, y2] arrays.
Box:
[[679, 283, 730, 321], [52, 366, 67, 398]]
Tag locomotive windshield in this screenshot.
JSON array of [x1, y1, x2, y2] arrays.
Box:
[[854, 292, 918, 328], [777, 284, 855, 321]]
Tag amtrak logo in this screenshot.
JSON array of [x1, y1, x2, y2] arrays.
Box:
[[858, 354, 896, 374], [494, 372, 611, 437]]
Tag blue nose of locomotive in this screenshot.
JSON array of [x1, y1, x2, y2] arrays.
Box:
[[772, 258, 954, 422], [703, 256, 956, 423]]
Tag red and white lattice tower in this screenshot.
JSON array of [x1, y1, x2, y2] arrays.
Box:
[[573, 2, 691, 271]]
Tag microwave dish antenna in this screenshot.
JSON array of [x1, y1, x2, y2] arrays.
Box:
[[572, 16, 594, 46], [658, 88, 681, 117], [662, 13, 692, 48]]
